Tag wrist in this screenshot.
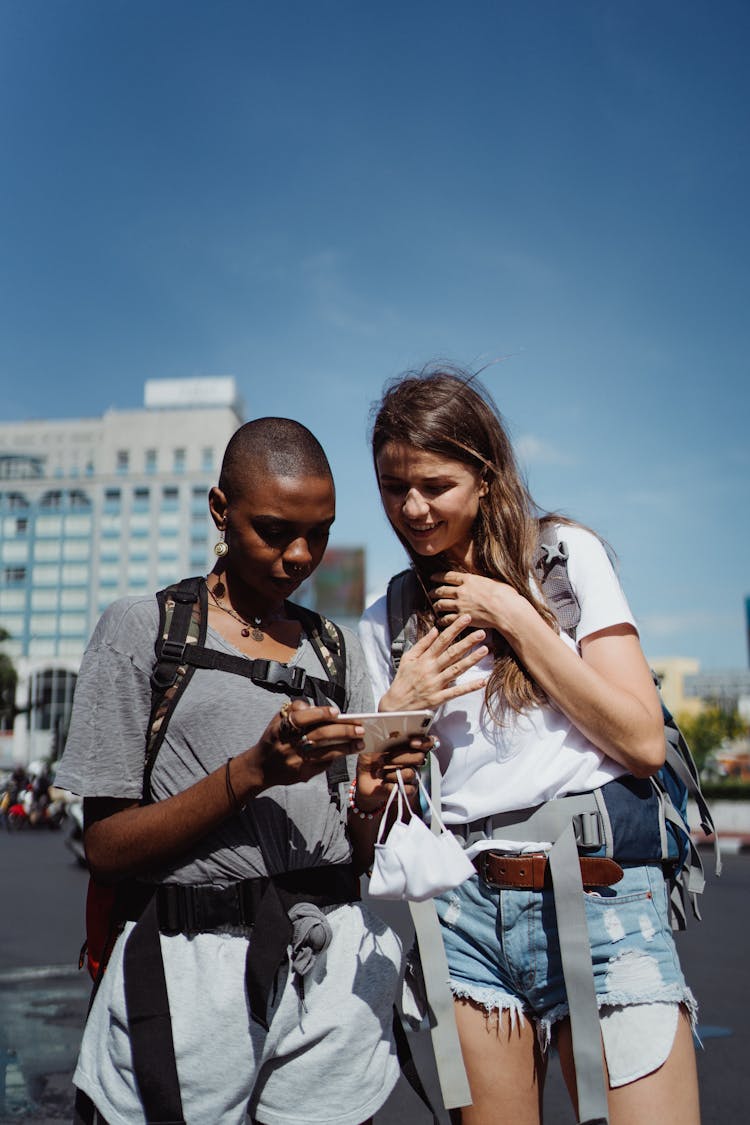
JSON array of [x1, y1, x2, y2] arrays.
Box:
[[347, 777, 387, 820], [378, 688, 405, 712], [234, 747, 265, 801], [491, 584, 530, 639]]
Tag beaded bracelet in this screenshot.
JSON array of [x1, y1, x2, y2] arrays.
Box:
[[347, 777, 387, 820]]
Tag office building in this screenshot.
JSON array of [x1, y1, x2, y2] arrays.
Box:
[[0, 377, 243, 765]]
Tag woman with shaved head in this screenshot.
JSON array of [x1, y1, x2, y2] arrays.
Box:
[[57, 417, 486, 1125]]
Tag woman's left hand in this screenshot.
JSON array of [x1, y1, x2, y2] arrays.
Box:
[[353, 737, 432, 815], [430, 571, 518, 633]]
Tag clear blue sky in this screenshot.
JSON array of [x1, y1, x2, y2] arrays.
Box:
[[1, 0, 748, 669]]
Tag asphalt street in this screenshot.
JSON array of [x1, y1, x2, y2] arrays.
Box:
[[0, 830, 746, 1123]]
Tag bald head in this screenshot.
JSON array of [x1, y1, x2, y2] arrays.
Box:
[[218, 417, 332, 501]]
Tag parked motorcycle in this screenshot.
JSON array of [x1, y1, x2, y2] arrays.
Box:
[[64, 797, 87, 866]]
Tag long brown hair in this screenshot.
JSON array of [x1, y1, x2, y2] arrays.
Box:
[[371, 363, 565, 720]]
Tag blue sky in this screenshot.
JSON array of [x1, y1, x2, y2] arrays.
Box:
[[1, 0, 748, 669]]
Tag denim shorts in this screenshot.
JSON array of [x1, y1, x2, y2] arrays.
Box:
[[434, 862, 695, 1040]]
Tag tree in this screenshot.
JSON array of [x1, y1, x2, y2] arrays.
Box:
[[0, 627, 18, 728], [676, 705, 748, 770]]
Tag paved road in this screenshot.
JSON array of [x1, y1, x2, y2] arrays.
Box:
[[0, 830, 746, 1123]]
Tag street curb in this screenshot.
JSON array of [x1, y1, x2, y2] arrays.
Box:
[[692, 833, 750, 854]]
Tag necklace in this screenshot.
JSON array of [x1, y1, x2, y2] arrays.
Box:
[[207, 580, 286, 642]]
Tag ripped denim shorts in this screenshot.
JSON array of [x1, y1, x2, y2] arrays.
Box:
[[434, 862, 695, 1036]]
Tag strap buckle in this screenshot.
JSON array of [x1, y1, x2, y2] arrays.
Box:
[[572, 810, 605, 850], [159, 639, 186, 663], [251, 661, 306, 694]]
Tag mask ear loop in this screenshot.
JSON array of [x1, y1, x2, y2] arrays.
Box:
[[396, 769, 413, 821], [374, 780, 402, 846], [396, 769, 448, 835], [412, 772, 447, 835]]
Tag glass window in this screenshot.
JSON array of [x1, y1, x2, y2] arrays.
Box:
[[33, 564, 59, 585], [39, 490, 63, 509], [201, 447, 214, 472], [3, 566, 26, 583], [157, 564, 179, 586], [30, 614, 58, 634], [133, 487, 150, 512], [173, 448, 186, 473], [2, 492, 30, 510], [36, 516, 63, 537], [1, 541, 29, 563], [116, 450, 129, 474], [34, 541, 60, 561], [0, 611, 24, 634], [60, 589, 87, 610], [59, 614, 87, 635], [28, 666, 78, 731], [32, 590, 59, 610], [61, 564, 89, 583], [0, 590, 25, 610], [60, 638, 86, 656], [63, 540, 89, 561], [145, 449, 157, 473], [65, 515, 92, 535]]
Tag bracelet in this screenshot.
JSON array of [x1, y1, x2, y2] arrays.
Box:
[[225, 757, 244, 814], [347, 777, 387, 820]]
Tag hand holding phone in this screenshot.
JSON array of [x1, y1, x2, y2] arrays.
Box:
[[335, 710, 434, 755]]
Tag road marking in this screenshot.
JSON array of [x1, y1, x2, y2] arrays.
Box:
[[0, 964, 81, 984]]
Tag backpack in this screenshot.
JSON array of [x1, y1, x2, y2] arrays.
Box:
[[387, 535, 721, 927], [386, 535, 721, 1125], [81, 576, 350, 981]]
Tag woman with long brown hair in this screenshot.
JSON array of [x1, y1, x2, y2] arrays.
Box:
[[358, 366, 700, 1125]]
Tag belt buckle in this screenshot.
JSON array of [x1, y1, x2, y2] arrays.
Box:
[[477, 850, 512, 891]]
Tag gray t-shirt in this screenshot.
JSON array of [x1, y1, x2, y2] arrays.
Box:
[[56, 593, 374, 885]]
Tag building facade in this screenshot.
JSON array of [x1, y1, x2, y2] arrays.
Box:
[[0, 377, 243, 766]]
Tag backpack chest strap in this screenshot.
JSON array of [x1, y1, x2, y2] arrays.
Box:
[[153, 643, 347, 711]]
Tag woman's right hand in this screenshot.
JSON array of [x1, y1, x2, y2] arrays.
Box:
[[249, 700, 365, 790], [379, 614, 489, 712], [83, 700, 365, 881]]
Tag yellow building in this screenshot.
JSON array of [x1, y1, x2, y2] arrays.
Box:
[[649, 657, 703, 719]]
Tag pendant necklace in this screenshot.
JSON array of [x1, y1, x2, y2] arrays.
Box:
[[207, 580, 285, 642]]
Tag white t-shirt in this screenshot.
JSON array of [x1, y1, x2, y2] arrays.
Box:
[[359, 526, 637, 832]]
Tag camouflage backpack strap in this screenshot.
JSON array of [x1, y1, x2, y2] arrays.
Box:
[[286, 602, 347, 707], [533, 525, 581, 639], [143, 577, 207, 802]]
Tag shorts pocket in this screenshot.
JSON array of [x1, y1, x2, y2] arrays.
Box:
[[582, 865, 669, 951]]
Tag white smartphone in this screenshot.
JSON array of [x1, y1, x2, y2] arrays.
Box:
[[335, 710, 435, 754]]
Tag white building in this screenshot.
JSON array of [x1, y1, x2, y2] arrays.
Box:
[[0, 377, 243, 766]]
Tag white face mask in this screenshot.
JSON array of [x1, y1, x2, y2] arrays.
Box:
[[368, 771, 475, 902]]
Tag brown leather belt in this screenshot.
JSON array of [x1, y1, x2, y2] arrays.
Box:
[[474, 851, 623, 891]]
